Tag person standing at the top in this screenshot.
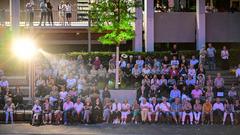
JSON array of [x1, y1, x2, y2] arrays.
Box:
[[47, 0, 54, 26], [58, 1, 66, 26], [65, 2, 72, 26], [39, 0, 48, 26], [221, 46, 230, 70], [26, 0, 34, 26], [207, 43, 216, 70]]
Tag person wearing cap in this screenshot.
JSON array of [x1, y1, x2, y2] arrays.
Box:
[[181, 98, 193, 125], [32, 100, 42, 125], [158, 97, 171, 123], [4, 98, 15, 124], [119, 57, 127, 71], [63, 97, 74, 125]]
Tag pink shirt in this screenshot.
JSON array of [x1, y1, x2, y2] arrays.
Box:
[[63, 101, 73, 111], [191, 89, 203, 99]]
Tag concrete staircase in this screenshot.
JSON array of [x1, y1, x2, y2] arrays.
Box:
[[205, 69, 239, 94], [6, 76, 30, 97]]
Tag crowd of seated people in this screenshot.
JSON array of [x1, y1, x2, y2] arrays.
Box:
[[1, 43, 240, 126], [22, 46, 239, 126], [27, 90, 240, 126]]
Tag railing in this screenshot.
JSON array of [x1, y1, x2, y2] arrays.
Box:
[[0, 10, 89, 27]]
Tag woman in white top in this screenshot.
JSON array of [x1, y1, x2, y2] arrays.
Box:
[[121, 99, 130, 125], [221, 46, 229, 70]]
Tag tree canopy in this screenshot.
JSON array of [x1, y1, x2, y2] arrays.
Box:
[[90, 0, 141, 45]]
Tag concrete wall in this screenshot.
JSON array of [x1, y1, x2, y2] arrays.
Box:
[[154, 12, 196, 43], [154, 12, 240, 43], [206, 12, 240, 42]]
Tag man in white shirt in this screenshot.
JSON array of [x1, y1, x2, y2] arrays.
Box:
[[112, 99, 122, 124], [72, 98, 84, 122], [212, 98, 224, 122]]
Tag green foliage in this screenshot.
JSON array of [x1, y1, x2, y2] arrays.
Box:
[[90, 0, 141, 45]]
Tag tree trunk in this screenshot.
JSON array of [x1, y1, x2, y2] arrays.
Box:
[[115, 44, 120, 89]]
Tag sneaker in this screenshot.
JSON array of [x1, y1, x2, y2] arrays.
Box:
[[124, 121, 126, 125], [231, 121, 234, 126], [64, 122, 67, 125], [190, 122, 193, 125], [182, 122, 184, 125], [135, 121, 138, 124]]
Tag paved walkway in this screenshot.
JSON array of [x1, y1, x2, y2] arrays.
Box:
[[0, 123, 239, 135]]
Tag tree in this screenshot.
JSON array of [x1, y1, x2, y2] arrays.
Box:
[[90, 0, 141, 89]]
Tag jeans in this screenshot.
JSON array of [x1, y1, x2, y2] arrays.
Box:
[[63, 109, 72, 124], [5, 111, 13, 124], [208, 57, 216, 70]]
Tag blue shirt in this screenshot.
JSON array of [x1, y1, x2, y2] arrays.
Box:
[[170, 89, 181, 99], [171, 103, 182, 112]]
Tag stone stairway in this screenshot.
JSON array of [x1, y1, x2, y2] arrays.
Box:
[[6, 76, 30, 97], [205, 69, 239, 94]]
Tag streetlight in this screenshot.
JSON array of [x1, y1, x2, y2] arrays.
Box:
[[11, 37, 38, 100]]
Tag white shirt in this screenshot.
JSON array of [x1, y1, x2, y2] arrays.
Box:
[[74, 102, 84, 113], [59, 91, 68, 100], [65, 4, 72, 13], [112, 102, 121, 112], [140, 102, 150, 110], [66, 78, 76, 88], [121, 103, 130, 111], [159, 102, 171, 112], [32, 104, 42, 113], [213, 102, 224, 111], [63, 101, 74, 111], [236, 68, 240, 77]]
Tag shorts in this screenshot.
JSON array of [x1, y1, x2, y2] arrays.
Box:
[[121, 111, 129, 119], [66, 13, 72, 18]]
